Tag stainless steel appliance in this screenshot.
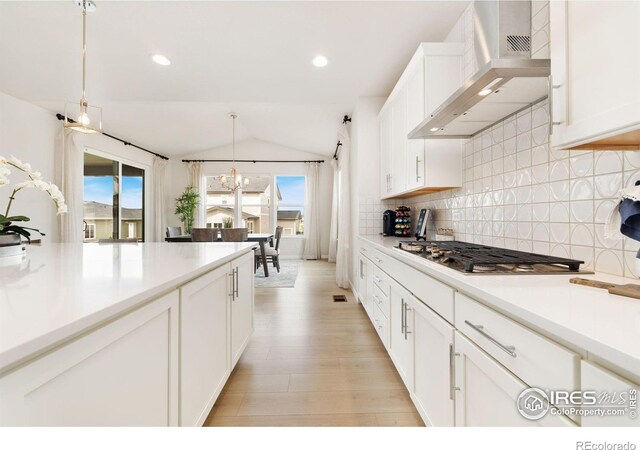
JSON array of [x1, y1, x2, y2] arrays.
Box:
[[395, 240, 592, 275]]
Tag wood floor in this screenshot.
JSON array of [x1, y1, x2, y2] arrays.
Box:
[[205, 260, 424, 427]]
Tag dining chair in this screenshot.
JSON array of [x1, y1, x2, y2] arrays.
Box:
[[166, 226, 182, 238], [255, 226, 282, 273], [220, 228, 249, 242], [98, 238, 139, 244], [191, 228, 218, 242]]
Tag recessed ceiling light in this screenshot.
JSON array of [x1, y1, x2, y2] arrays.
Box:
[[312, 55, 328, 67], [478, 88, 492, 96], [152, 54, 171, 66], [430, 127, 439, 132]]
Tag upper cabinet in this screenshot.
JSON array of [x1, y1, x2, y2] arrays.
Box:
[[550, 0, 640, 150], [379, 43, 465, 199]]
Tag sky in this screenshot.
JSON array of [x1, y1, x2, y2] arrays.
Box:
[[276, 176, 305, 212], [84, 176, 143, 209]]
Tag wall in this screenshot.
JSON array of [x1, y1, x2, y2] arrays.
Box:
[[357, 1, 640, 278], [166, 139, 333, 259], [0, 91, 59, 241]]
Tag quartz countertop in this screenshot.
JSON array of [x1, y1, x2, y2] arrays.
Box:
[[0, 242, 256, 373], [359, 235, 640, 380]]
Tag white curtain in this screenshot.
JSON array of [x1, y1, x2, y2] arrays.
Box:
[[335, 123, 351, 288], [55, 128, 83, 243], [187, 162, 204, 228], [302, 162, 321, 260], [328, 159, 339, 262], [151, 157, 168, 241]]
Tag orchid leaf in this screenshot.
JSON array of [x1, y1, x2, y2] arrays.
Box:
[[4, 216, 30, 222]]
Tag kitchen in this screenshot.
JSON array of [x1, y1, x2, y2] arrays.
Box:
[[0, 0, 639, 447]]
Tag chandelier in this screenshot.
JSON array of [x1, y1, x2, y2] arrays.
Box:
[[63, 0, 102, 134], [219, 113, 249, 192]]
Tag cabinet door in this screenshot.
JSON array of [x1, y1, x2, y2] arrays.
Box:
[[412, 298, 455, 427], [358, 254, 370, 311], [180, 265, 231, 426], [379, 106, 393, 198], [391, 91, 407, 194], [454, 333, 574, 427], [550, 0, 640, 149], [581, 361, 639, 427], [231, 251, 255, 367], [389, 280, 414, 390], [0, 291, 179, 426], [406, 61, 425, 191]]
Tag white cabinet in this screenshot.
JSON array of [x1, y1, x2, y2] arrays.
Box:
[[581, 361, 639, 427], [358, 254, 373, 314], [180, 265, 231, 426], [454, 332, 574, 427], [0, 291, 179, 426], [378, 43, 464, 199], [388, 280, 414, 390], [550, 0, 640, 150], [230, 252, 254, 367], [412, 298, 455, 427], [379, 106, 394, 198]]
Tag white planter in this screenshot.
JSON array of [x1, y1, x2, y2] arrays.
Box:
[[0, 234, 26, 259]]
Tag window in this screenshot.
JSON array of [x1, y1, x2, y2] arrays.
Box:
[[83, 152, 146, 242], [205, 175, 236, 230], [276, 175, 305, 236], [84, 223, 96, 240], [241, 175, 271, 233]]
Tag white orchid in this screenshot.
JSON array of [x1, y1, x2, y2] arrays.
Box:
[[0, 155, 67, 242]]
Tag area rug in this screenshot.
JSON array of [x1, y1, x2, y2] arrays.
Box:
[[254, 260, 300, 288]]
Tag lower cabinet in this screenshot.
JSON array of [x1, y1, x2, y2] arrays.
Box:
[[389, 280, 414, 390], [412, 298, 455, 427], [230, 252, 254, 367], [0, 291, 180, 426], [581, 361, 639, 427], [180, 264, 232, 427], [454, 333, 574, 427]]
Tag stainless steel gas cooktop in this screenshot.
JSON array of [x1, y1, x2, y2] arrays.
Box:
[[394, 240, 593, 275]]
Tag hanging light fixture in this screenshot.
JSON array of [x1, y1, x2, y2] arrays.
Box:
[[219, 113, 249, 192], [64, 0, 102, 134]]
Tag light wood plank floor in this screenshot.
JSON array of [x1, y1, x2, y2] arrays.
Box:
[[205, 260, 424, 427]]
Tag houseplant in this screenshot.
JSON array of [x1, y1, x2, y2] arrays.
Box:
[[175, 186, 199, 234], [0, 155, 67, 256]]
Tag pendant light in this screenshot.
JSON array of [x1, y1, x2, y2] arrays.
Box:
[[64, 0, 102, 134], [219, 113, 249, 192]]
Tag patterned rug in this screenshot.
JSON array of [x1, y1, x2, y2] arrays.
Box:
[[254, 260, 300, 288]]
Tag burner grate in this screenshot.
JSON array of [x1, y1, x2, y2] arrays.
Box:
[[398, 240, 584, 273]]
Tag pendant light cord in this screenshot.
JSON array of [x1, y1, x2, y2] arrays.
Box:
[[81, 0, 87, 104]]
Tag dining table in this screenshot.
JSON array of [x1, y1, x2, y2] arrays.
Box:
[[165, 232, 275, 276]]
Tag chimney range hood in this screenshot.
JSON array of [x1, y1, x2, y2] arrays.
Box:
[[409, 0, 550, 140]]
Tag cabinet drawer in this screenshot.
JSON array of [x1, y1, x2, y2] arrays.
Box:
[[371, 283, 390, 318], [455, 293, 579, 393], [359, 240, 374, 257], [372, 266, 390, 296], [372, 302, 389, 349]]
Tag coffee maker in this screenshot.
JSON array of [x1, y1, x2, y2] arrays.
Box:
[[382, 210, 396, 236]]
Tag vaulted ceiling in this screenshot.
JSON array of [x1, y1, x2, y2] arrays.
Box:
[[0, 0, 469, 156]]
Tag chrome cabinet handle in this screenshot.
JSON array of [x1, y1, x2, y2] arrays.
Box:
[[403, 302, 412, 340], [228, 272, 235, 298], [449, 344, 460, 400], [374, 275, 382, 283], [464, 320, 517, 357], [547, 75, 563, 135], [400, 298, 405, 333], [374, 257, 383, 264], [234, 267, 239, 298], [415, 156, 422, 181]]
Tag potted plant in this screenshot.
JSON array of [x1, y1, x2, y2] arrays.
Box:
[[0, 155, 67, 257], [175, 186, 199, 234]]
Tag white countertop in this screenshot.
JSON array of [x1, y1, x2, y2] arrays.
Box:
[[359, 235, 640, 380], [0, 242, 256, 373]]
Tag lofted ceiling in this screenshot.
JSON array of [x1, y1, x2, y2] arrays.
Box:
[[0, 0, 469, 156]]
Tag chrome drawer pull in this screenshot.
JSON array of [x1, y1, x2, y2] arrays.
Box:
[[464, 320, 517, 358]]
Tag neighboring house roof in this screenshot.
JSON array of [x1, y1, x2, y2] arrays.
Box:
[[207, 176, 283, 200], [83, 201, 142, 220], [206, 206, 259, 220], [277, 210, 302, 220]]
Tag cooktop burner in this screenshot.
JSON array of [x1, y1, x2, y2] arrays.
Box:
[[395, 240, 592, 275]]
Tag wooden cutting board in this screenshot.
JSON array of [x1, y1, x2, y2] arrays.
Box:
[[570, 277, 640, 300]]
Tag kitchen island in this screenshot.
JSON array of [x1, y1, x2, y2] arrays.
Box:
[[0, 242, 256, 426]]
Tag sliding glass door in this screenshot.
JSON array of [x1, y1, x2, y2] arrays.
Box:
[[83, 152, 145, 242]]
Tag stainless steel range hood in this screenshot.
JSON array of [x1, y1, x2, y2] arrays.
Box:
[[409, 0, 550, 139]]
